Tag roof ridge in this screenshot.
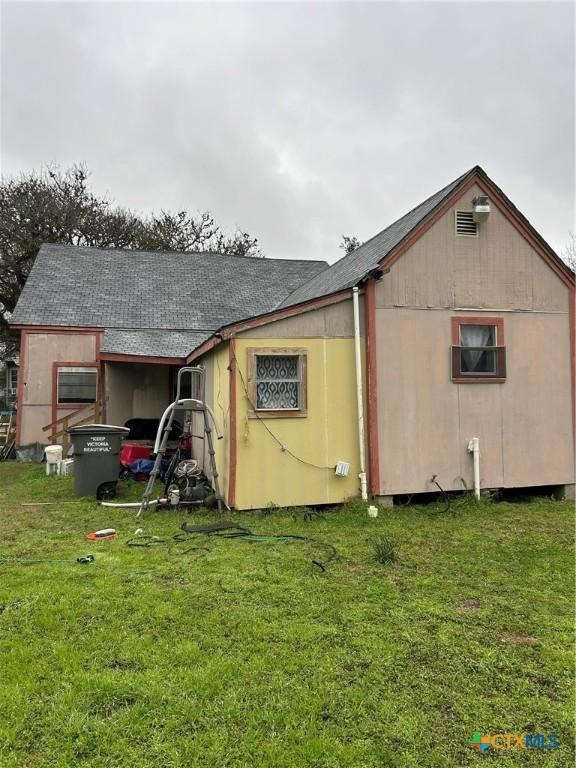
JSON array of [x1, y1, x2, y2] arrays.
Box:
[[12, 241, 329, 343], [40, 242, 328, 266]]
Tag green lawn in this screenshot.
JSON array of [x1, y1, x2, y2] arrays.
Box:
[[0, 463, 573, 767]]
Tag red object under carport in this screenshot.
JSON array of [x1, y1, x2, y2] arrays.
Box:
[[120, 443, 152, 468]]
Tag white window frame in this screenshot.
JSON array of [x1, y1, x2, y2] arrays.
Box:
[[8, 367, 18, 393]]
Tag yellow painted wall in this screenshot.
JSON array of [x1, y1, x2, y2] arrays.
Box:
[[232, 336, 361, 509], [210, 343, 230, 503]]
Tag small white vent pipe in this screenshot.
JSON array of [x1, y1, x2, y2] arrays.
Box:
[[467, 437, 481, 500], [352, 287, 368, 501]]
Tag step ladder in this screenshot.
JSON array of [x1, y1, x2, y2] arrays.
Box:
[[137, 367, 223, 518]]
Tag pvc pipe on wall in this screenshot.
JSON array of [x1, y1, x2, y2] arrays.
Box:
[[468, 437, 481, 500], [352, 287, 368, 501]]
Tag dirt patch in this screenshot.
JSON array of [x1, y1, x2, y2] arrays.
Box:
[[105, 659, 141, 672], [99, 695, 138, 718], [498, 633, 538, 646], [156, 573, 188, 585], [455, 599, 481, 613]]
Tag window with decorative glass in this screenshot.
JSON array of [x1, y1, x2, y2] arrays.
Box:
[[247, 348, 307, 417]]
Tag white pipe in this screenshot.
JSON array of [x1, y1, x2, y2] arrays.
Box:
[[100, 498, 164, 508], [467, 437, 481, 500], [352, 287, 368, 501]]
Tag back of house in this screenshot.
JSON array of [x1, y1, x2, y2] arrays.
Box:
[[10, 166, 575, 507], [369, 176, 574, 499]]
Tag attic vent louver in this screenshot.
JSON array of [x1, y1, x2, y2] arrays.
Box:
[[456, 210, 478, 237]]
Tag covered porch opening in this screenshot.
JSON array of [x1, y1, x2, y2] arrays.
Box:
[[103, 360, 212, 478]]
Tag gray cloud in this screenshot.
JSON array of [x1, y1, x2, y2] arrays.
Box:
[[1, 1, 573, 258]]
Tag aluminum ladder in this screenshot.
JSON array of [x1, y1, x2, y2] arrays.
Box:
[[137, 367, 223, 518]]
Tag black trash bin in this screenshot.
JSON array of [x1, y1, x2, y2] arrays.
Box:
[[68, 424, 130, 499]]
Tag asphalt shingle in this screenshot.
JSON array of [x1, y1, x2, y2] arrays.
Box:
[[277, 169, 472, 308], [12, 246, 328, 357], [101, 329, 212, 358], [17, 166, 560, 360]]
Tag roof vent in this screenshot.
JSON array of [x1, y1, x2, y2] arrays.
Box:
[[455, 210, 478, 237], [472, 195, 490, 223]]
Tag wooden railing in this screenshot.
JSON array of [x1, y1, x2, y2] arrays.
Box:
[[42, 401, 101, 456], [0, 413, 16, 460]]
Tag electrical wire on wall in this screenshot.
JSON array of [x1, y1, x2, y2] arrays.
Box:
[[215, 353, 229, 429], [230, 356, 334, 472]]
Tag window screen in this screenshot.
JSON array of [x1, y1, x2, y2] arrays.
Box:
[[459, 324, 496, 374], [255, 355, 300, 409], [57, 367, 97, 404]]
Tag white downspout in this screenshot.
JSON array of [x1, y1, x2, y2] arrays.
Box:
[[467, 437, 481, 500], [353, 287, 368, 501]]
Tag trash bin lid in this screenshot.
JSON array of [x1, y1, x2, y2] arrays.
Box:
[[67, 423, 130, 435]]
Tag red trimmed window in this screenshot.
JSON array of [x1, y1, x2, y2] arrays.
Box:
[[56, 366, 98, 404], [451, 317, 506, 382]]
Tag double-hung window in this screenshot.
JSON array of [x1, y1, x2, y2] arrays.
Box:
[[57, 367, 98, 404], [8, 367, 18, 394], [247, 348, 307, 417], [451, 318, 506, 382]]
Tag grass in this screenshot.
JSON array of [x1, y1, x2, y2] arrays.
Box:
[[0, 463, 573, 767], [372, 535, 396, 565]]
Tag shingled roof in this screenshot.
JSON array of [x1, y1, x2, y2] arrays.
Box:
[[9, 168, 480, 359], [15, 166, 568, 361], [277, 168, 472, 309], [11, 245, 328, 357], [100, 329, 213, 359]]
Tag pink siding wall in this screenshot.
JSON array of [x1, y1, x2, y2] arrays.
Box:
[[19, 332, 97, 445], [374, 184, 573, 494]]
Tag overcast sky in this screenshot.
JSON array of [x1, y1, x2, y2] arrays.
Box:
[[1, 1, 574, 260]]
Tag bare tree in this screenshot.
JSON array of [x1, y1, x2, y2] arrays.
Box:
[[561, 231, 576, 271], [0, 164, 261, 356]]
